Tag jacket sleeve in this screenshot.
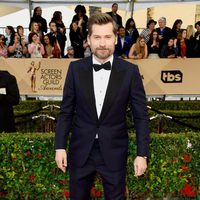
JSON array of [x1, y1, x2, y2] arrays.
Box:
[[55, 63, 76, 149], [130, 65, 150, 157]]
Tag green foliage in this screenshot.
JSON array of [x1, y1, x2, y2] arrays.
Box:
[[127, 133, 200, 198], [0, 133, 69, 200], [0, 132, 199, 199], [148, 100, 200, 111]]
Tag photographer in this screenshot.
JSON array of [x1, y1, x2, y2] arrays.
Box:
[[0, 70, 20, 133]]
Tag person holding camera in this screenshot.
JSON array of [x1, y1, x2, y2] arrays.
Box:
[[28, 32, 45, 58]]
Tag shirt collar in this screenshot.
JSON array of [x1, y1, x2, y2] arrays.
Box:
[[92, 54, 113, 67]]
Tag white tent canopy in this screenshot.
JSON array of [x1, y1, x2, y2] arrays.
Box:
[[0, 0, 200, 33], [1, 0, 200, 11]]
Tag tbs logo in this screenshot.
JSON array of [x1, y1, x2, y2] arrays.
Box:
[[161, 70, 183, 83]]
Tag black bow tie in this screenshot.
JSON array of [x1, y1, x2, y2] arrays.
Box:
[[93, 61, 111, 72]]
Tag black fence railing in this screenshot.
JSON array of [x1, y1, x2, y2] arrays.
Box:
[[14, 104, 200, 133]]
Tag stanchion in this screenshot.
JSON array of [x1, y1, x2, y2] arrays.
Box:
[[14, 104, 200, 133]]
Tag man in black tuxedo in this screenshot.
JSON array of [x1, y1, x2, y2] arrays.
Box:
[[106, 3, 123, 28], [0, 70, 20, 133], [55, 13, 150, 200]]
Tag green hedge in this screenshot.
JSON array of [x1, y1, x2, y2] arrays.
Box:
[[148, 100, 200, 110], [14, 100, 61, 112], [14, 100, 200, 111], [13, 100, 200, 133], [0, 132, 199, 199]]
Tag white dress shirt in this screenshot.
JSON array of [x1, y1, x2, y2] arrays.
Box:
[[120, 37, 125, 48], [93, 55, 113, 138], [93, 55, 113, 118]]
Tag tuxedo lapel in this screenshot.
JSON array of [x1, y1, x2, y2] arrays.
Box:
[[99, 58, 126, 123], [79, 57, 98, 120]]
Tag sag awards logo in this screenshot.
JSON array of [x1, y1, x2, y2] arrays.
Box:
[[27, 61, 41, 93], [39, 67, 63, 91]]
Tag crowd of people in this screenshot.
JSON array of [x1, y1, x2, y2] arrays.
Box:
[[0, 3, 200, 59]]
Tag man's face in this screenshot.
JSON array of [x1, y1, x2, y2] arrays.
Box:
[[158, 20, 166, 28], [118, 28, 125, 38], [50, 23, 57, 32], [112, 5, 118, 13], [196, 24, 200, 32], [68, 49, 74, 56], [87, 22, 116, 62], [168, 39, 174, 47], [36, 7, 42, 16]]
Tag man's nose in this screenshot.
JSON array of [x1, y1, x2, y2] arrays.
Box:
[[99, 38, 106, 46]]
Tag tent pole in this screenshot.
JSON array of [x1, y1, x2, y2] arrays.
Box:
[[28, 0, 32, 19], [130, 0, 134, 18]]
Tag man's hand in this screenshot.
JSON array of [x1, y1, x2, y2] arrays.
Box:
[[134, 156, 147, 177], [55, 150, 67, 173]]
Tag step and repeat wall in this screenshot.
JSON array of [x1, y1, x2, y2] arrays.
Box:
[[1, 58, 200, 96]]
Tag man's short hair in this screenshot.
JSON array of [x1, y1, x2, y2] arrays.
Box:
[[158, 17, 166, 23], [67, 46, 74, 51], [88, 12, 117, 36], [195, 21, 200, 28], [118, 26, 125, 31], [49, 21, 56, 27], [112, 3, 118, 7]]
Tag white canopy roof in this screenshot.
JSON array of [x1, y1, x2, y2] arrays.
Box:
[[1, 0, 200, 10], [0, 0, 200, 32]]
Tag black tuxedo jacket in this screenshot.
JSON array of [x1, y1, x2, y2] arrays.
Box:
[[0, 71, 20, 133], [106, 12, 123, 27], [156, 26, 172, 51], [55, 56, 150, 171]]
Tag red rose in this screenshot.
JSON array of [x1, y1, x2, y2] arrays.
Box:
[[37, 154, 43, 159], [95, 190, 103, 197], [63, 190, 70, 197], [90, 186, 95, 196], [26, 151, 31, 156], [181, 165, 188, 172], [0, 192, 8, 197], [180, 184, 196, 197], [29, 175, 35, 182], [59, 179, 68, 185], [183, 155, 192, 163]]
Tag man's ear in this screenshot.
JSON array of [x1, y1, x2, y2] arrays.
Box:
[[115, 36, 117, 45], [87, 35, 90, 46]]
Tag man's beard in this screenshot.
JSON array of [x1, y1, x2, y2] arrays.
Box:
[[93, 47, 113, 60]]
